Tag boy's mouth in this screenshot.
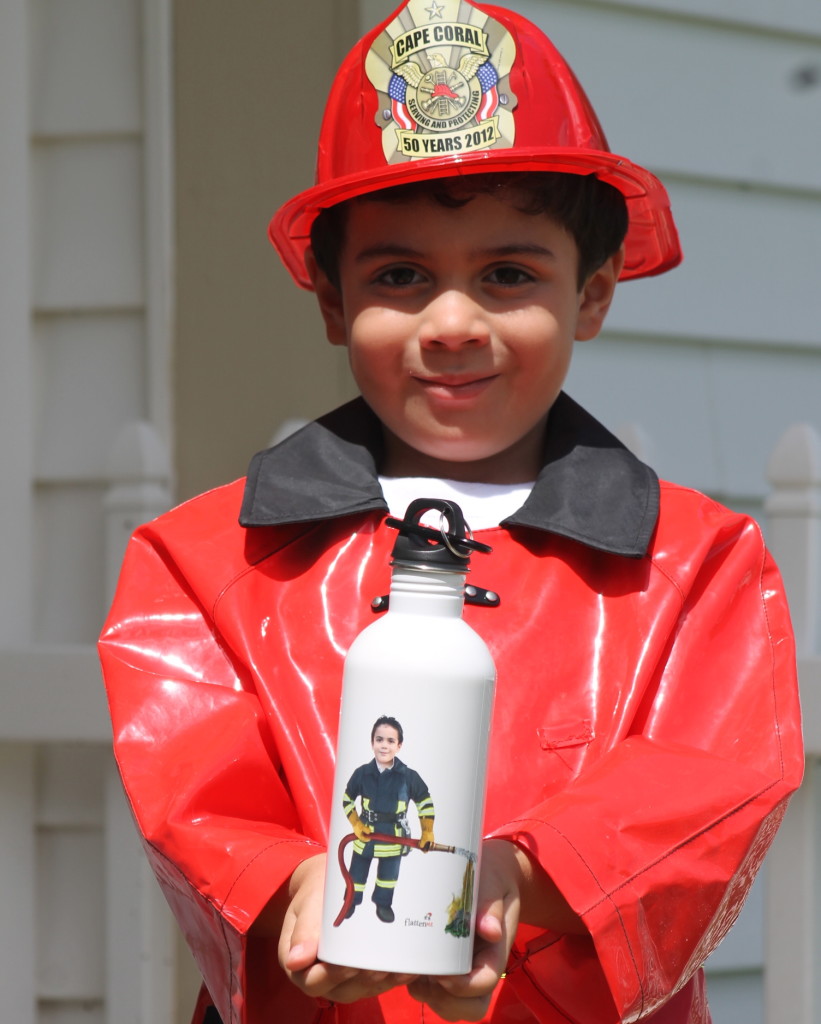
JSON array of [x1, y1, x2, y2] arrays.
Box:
[[413, 373, 498, 399]]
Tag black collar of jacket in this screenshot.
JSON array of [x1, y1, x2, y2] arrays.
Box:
[[239, 393, 659, 558], [367, 756, 405, 776]]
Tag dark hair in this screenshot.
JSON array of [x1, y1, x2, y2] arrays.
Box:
[[310, 172, 628, 291], [371, 715, 404, 743]]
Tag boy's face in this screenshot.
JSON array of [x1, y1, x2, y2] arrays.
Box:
[[312, 190, 622, 483], [372, 725, 402, 766]]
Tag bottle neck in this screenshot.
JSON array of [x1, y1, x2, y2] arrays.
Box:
[[388, 563, 467, 618]]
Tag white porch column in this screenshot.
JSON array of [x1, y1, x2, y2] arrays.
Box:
[[765, 424, 821, 656], [0, 746, 37, 1024], [103, 414, 175, 1022], [105, 761, 176, 1024], [0, 2, 36, 1017], [0, 0, 33, 644], [764, 423, 821, 1024]]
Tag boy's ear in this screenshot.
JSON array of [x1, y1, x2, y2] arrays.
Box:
[[575, 247, 625, 342], [305, 248, 347, 347]]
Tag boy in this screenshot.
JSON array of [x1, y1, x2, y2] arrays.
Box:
[[342, 716, 436, 924], [99, 2, 803, 1022]]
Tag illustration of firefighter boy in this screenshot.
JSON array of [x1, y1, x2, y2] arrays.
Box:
[[342, 716, 435, 923]]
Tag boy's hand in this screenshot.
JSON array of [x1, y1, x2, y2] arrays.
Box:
[[278, 854, 418, 1003], [406, 840, 520, 1021], [407, 838, 584, 1022]]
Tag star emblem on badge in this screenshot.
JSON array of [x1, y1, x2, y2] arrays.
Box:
[[426, 1, 445, 19]]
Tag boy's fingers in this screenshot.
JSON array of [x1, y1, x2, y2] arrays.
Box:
[[285, 899, 321, 951], [424, 955, 502, 998], [283, 941, 316, 973], [279, 902, 320, 974], [300, 967, 415, 1004], [288, 961, 357, 1000], [407, 845, 522, 1016], [408, 976, 493, 1022], [476, 904, 504, 944]]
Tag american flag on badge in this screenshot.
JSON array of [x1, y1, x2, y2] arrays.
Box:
[[388, 74, 415, 131], [476, 61, 500, 121]]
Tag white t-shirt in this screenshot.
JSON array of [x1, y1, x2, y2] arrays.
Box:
[[379, 476, 534, 531]]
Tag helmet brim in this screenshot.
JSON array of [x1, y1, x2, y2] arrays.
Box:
[[269, 147, 682, 289]]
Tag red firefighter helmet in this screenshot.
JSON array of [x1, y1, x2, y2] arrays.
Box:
[[270, 0, 681, 287]]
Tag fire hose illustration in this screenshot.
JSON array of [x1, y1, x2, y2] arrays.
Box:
[[333, 831, 477, 935]]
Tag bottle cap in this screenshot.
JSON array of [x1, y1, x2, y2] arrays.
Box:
[[386, 498, 492, 568]]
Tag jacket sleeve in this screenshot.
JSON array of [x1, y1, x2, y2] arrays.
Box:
[[343, 766, 363, 813], [408, 770, 435, 820], [98, 497, 324, 1024], [490, 500, 804, 1022]]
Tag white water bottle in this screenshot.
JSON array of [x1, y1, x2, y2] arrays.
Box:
[[319, 498, 497, 975]]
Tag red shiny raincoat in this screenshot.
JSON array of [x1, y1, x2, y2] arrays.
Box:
[[99, 396, 803, 1024]]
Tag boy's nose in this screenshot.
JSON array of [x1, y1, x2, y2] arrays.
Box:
[[418, 290, 491, 350]]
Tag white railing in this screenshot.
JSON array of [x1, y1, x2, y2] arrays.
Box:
[[1, 420, 819, 1023]]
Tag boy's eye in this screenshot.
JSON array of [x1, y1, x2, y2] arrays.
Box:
[[486, 265, 534, 286], [375, 266, 424, 287]]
